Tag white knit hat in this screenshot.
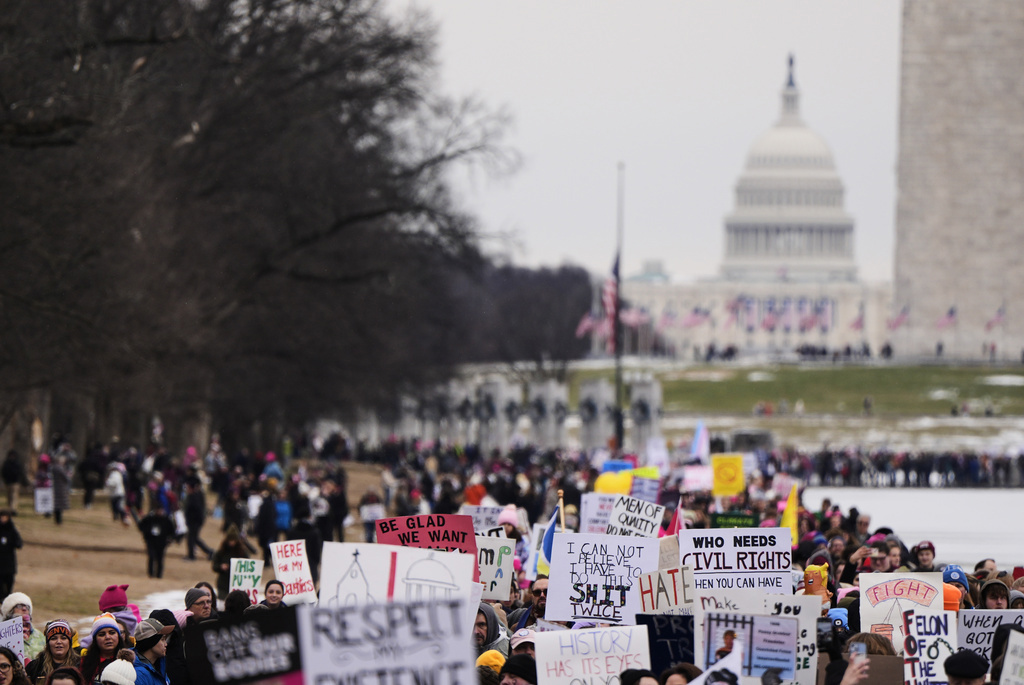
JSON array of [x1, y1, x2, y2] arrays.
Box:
[[99, 650, 137, 685], [0, 592, 32, 619]]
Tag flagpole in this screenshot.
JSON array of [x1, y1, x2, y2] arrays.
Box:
[[614, 162, 625, 451]]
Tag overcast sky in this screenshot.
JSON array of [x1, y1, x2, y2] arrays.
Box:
[[394, 1, 901, 283]]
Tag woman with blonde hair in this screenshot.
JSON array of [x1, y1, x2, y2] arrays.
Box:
[[25, 620, 80, 684]]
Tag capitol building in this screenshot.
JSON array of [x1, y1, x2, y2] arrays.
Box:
[[620, 59, 892, 357]]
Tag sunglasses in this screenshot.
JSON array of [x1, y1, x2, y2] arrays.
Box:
[[533, 589, 547, 595]]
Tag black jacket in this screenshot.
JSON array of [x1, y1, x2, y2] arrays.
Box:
[[0, 520, 22, 575]]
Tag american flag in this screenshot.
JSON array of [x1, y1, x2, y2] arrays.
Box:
[[724, 297, 742, 329], [818, 299, 833, 333], [680, 307, 710, 329], [985, 305, 1006, 331], [798, 299, 816, 332], [936, 306, 958, 330], [761, 300, 777, 332], [620, 308, 650, 328], [575, 312, 595, 338], [850, 303, 864, 331], [887, 306, 909, 331], [602, 255, 619, 353]]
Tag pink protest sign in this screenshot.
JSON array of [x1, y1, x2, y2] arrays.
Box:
[[376, 513, 479, 580]]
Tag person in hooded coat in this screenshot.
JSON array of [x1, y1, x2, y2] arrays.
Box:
[[474, 603, 510, 658], [0, 509, 23, 598]]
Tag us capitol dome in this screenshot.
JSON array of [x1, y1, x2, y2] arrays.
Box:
[[720, 56, 857, 283]]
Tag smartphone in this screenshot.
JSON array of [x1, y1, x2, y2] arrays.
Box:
[[816, 617, 834, 651], [849, 641, 867, 665]]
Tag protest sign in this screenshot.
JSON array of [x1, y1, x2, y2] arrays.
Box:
[[659, 535, 680, 571], [682, 466, 713, 492], [902, 609, 957, 685], [607, 495, 664, 537], [690, 589, 764, 669], [458, 504, 505, 533], [546, 532, 660, 625], [482, 526, 507, 538], [0, 617, 23, 664], [228, 558, 264, 605], [185, 604, 301, 685], [1002, 629, 1024, 685], [318, 542, 474, 607], [34, 487, 53, 514], [269, 540, 317, 604], [702, 612, 798, 680], [711, 454, 745, 497], [535, 619, 568, 632], [534, 625, 650, 685], [376, 513, 479, 580], [629, 477, 661, 504], [762, 593, 820, 685], [677, 527, 792, 594], [476, 536, 515, 600], [579, 493, 616, 534], [710, 512, 759, 529], [637, 567, 695, 615], [298, 598, 474, 685], [959, 610, 1024, 661], [636, 614, 695, 675], [859, 573, 944, 652]]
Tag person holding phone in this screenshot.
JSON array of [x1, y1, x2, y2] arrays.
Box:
[[822, 632, 895, 685]]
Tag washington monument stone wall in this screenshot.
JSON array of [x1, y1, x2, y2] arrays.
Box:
[[894, 0, 1024, 358]]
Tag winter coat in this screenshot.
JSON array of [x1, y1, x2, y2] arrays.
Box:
[[0, 519, 23, 575], [105, 469, 126, 498], [133, 651, 169, 685], [476, 602, 509, 657], [184, 489, 206, 529], [138, 511, 176, 548], [51, 463, 72, 511], [1, 454, 26, 486], [256, 496, 278, 545]]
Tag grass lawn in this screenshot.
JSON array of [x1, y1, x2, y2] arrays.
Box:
[[568, 363, 1024, 417]]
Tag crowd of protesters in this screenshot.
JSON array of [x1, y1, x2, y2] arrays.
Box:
[[0, 432, 1021, 684]]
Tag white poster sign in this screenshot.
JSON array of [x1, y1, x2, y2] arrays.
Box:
[[959, 610, 1024, 662], [763, 593, 820, 685], [546, 532, 660, 625], [677, 527, 792, 594], [318, 542, 474, 607], [297, 599, 474, 685], [228, 558, 264, 605], [579, 493, 616, 534], [269, 539, 317, 604], [607, 495, 664, 538], [637, 567, 696, 615], [0, 617, 24, 664], [703, 612, 798, 680], [859, 573, 944, 653], [458, 504, 505, 533], [534, 625, 650, 685], [902, 608, 957, 685], [1001, 629, 1024, 685], [476, 536, 515, 601]]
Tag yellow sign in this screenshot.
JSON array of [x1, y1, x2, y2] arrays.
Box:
[[712, 453, 746, 497]]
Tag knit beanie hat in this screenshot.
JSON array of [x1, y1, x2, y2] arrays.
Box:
[[99, 585, 130, 612], [476, 649, 506, 674], [1, 592, 32, 619], [943, 583, 962, 612], [91, 613, 120, 639], [45, 619, 73, 641], [943, 565, 969, 594], [498, 505, 519, 527], [170, 610, 193, 629], [184, 588, 208, 610], [99, 649, 137, 685], [499, 655, 537, 685]]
